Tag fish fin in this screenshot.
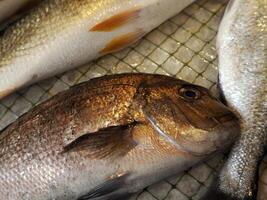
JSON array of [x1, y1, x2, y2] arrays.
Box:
[[100, 30, 145, 54], [90, 8, 141, 32], [77, 173, 132, 200], [63, 123, 137, 159]]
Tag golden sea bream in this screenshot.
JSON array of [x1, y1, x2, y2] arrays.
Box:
[[0, 74, 240, 200], [0, 0, 196, 99]]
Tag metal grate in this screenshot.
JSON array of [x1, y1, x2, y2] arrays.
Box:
[[0, 0, 266, 199]]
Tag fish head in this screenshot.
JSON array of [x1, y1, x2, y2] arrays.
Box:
[[141, 79, 240, 156]]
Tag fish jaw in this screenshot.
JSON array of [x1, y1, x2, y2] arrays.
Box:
[[137, 80, 240, 157], [217, 0, 267, 198], [0, 0, 196, 99], [178, 116, 240, 157]]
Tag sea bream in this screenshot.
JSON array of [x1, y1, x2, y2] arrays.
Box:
[[0, 74, 240, 200], [217, 0, 267, 199], [0, 0, 196, 99]]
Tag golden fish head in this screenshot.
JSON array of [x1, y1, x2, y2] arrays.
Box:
[[141, 79, 240, 156]]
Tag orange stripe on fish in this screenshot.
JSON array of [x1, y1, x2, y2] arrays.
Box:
[[90, 8, 141, 32], [100, 30, 145, 54]]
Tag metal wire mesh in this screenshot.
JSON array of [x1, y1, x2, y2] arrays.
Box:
[[0, 0, 266, 199]]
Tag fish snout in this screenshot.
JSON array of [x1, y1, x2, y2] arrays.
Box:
[[175, 110, 240, 157], [213, 111, 238, 124], [210, 111, 240, 151]]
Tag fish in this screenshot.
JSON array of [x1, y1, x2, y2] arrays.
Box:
[[217, 0, 267, 199], [0, 73, 240, 200], [0, 0, 196, 99], [0, 0, 42, 29]]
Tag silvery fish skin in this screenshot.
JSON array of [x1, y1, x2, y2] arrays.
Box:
[[0, 74, 240, 200], [217, 0, 267, 199], [0, 0, 196, 99]]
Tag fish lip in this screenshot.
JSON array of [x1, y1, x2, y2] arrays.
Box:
[[213, 111, 239, 124]]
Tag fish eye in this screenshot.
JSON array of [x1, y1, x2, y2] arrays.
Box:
[[179, 87, 200, 100]]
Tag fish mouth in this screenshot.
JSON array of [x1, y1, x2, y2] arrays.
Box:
[[213, 111, 239, 124], [145, 108, 240, 157]]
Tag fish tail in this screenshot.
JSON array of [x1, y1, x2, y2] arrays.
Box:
[[219, 125, 267, 199]]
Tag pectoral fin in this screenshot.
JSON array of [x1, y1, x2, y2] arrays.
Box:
[[63, 123, 137, 159], [77, 173, 132, 200]]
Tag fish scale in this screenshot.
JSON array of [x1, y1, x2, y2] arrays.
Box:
[[217, 0, 267, 199]]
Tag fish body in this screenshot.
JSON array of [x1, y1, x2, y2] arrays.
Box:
[[0, 74, 239, 200], [217, 0, 267, 198], [0, 0, 196, 99]]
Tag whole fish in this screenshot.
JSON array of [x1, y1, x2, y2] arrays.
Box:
[[0, 0, 42, 28], [0, 73, 240, 200], [0, 0, 196, 99], [217, 0, 267, 199]]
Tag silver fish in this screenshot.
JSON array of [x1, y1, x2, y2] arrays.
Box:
[[0, 0, 196, 99], [217, 0, 267, 199], [0, 73, 240, 200]]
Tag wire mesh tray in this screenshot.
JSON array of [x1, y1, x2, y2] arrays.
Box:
[[0, 0, 266, 199]]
